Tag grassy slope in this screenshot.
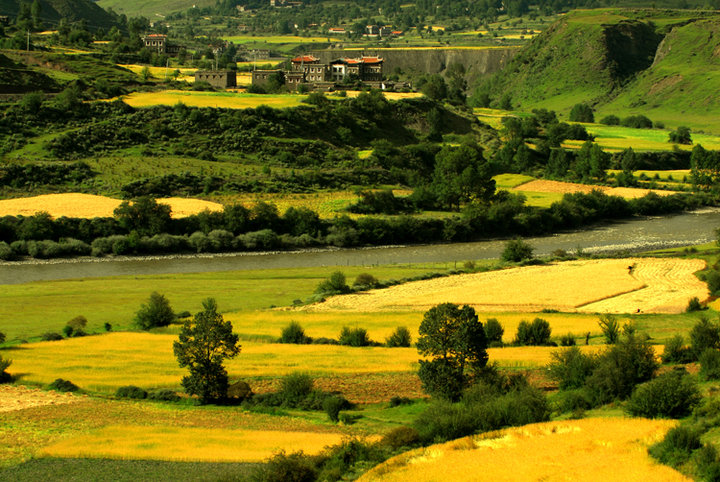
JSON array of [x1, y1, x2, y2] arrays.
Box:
[[0, 0, 118, 29]]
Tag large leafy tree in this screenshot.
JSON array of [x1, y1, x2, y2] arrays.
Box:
[[417, 303, 488, 401], [173, 298, 240, 404], [113, 196, 172, 237], [134, 292, 175, 330], [431, 143, 495, 210]]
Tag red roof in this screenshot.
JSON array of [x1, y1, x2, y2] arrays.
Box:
[[361, 56, 383, 64], [145, 34, 166, 38], [291, 55, 319, 63]]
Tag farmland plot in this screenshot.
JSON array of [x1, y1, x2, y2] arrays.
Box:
[[306, 258, 707, 314], [513, 179, 677, 199]]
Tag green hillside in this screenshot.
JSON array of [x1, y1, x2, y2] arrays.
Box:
[[95, 0, 214, 19], [0, 53, 58, 93], [0, 0, 119, 30], [475, 9, 720, 132]]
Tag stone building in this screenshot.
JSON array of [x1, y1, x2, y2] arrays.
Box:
[[195, 70, 237, 89], [142, 34, 181, 55]]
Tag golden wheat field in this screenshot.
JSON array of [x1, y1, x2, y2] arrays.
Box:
[[39, 425, 346, 462], [305, 258, 707, 314], [513, 179, 677, 199], [0, 193, 223, 219], [361, 417, 686, 482], [6, 333, 610, 393]]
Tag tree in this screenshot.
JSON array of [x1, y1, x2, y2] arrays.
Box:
[[431, 143, 495, 210], [134, 292, 175, 330], [417, 303, 488, 401], [114, 196, 172, 237], [569, 103, 594, 123], [669, 126, 692, 145], [173, 298, 240, 404], [501, 238, 533, 262]]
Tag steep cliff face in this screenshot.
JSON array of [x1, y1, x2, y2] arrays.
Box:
[[311, 47, 518, 86]]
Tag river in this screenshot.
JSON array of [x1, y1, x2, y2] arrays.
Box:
[[2, 209, 719, 285]]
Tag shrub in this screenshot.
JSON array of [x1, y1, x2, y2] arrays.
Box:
[[501, 238, 534, 263], [600, 114, 620, 126], [514, 318, 551, 346], [339, 326, 371, 347], [323, 396, 345, 423], [706, 270, 720, 295], [597, 314, 620, 344], [547, 346, 598, 390], [662, 335, 694, 364], [41, 332, 63, 341], [104, 322, 112, 332], [134, 292, 175, 330], [621, 115, 653, 129], [649, 425, 703, 467], [699, 349, 720, 380], [280, 373, 314, 406], [381, 426, 420, 449], [280, 321, 312, 344], [116, 385, 148, 399], [0, 355, 12, 384], [560, 333, 576, 346], [388, 396, 413, 407], [668, 126, 692, 145], [626, 370, 701, 418], [556, 388, 592, 413], [48, 378, 79, 392], [253, 450, 317, 482], [385, 326, 411, 347], [569, 103, 594, 123], [413, 401, 480, 443], [687, 297, 703, 312], [66, 315, 88, 337], [484, 318, 504, 346], [315, 271, 350, 295], [690, 316, 720, 357], [62, 325, 74, 337], [148, 389, 181, 402], [353, 273, 379, 288], [0, 332, 4, 344]]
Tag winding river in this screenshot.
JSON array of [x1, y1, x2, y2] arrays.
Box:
[[2, 209, 720, 285]]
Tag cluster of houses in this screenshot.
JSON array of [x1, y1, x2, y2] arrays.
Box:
[[327, 25, 403, 38]]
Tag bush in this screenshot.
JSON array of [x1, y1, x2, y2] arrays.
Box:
[[668, 126, 692, 145], [560, 333, 576, 346], [547, 346, 598, 390], [0, 355, 12, 384], [315, 271, 350, 295], [104, 322, 112, 332], [253, 450, 317, 482], [413, 401, 480, 443], [501, 238, 534, 263], [41, 332, 63, 341], [116, 385, 148, 399], [381, 426, 420, 449], [600, 115, 620, 126], [649, 425, 703, 467], [699, 348, 720, 380], [323, 396, 345, 423], [134, 292, 175, 330], [597, 314, 620, 344], [353, 273, 379, 289], [686, 297, 703, 312], [48, 378, 79, 392], [148, 389, 181, 402], [690, 316, 720, 357], [621, 115, 653, 129], [626, 370, 701, 418], [280, 321, 312, 344], [662, 335, 694, 364], [339, 326, 371, 347], [385, 326, 411, 347], [388, 396, 413, 407], [569, 103, 594, 123], [706, 270, 720, 295], [556, 388, 592, 413], [280, 373, 314, 406], [514, 318, 552, 346], [484, 318, 504, 346]]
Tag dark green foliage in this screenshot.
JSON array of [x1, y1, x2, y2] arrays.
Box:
[[253, 451, 317, 482], [699, 349, 720, 380], [705, 270, 720, 295], [134, 292, 175, 330], [600, 115, 620, 125], [598, 314, 620, 344], [484, 318, 504, 346], [173, 298, 240, 404], [62, 325, 73, 338], [381, 426, 420, 450], [690, 316, 720, 357], [621, 115, 653, 129], [147, 389, 181, 402], [417, 303, 488, 401], [649, 425, 703, 468], [556, 388, 593, 413], [0, 331, 5, 344], [388, 396, 413, 407], [413, 400, 479, 443], [41, 332, 63, 341], [385, 326, 411, 347], [114, 197, 172, 237], [430, 143, 495, 210], [116, 385, 148, 399], [279, 373, 314, 406], [626, 370, 701, 418], [583, 332, 658, 405], [569, 103, 594, 123], [0, 162, 93, 188], [315, 271, 350, 295], [669, 126, 692, 145], [348, 190, 414, 215], [103, 322, 112, 332], [661, 335, 694, 364], [323, 396, 345, 423], [687, 296, 703, 312], [693, 444, 720, 480], [0, 354, 12, 383], [280, 321, 312, 344], [339, 326, 372, 347], [548, 346, 598, 390], [514, 318, 552, 346], [560, 333, 576, 346], [353, 273, 379, 289], [501, 238, 533, 262], [48, 378, 78, 392]]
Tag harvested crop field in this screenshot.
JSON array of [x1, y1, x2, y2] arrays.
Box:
[[0, 385, 84, 413], [513, 179, 677, 199], [306, 258, 707, 314], [361, 417, 685, 482], [0, 193, 223, 219]]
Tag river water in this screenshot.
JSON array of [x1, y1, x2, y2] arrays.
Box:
[[2, 209, 719, 285]]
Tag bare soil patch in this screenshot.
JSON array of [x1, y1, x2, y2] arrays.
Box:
[[513, 179, 677, 199], [305, 258, 707, 314]]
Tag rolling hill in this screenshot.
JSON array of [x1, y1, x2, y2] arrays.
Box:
[[0, 0, 119, 31]]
